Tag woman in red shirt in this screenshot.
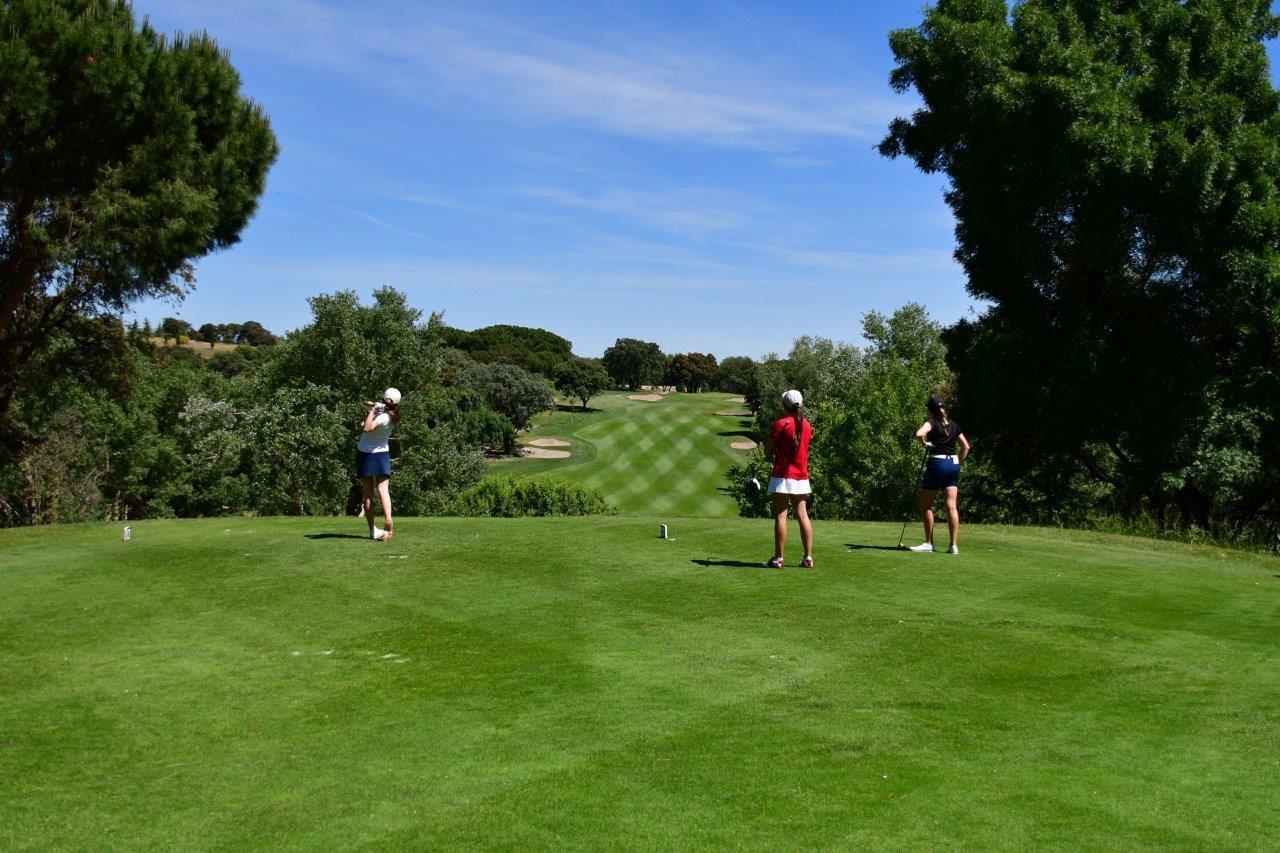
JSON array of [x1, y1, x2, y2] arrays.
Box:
[[764, 389, 814, 568]]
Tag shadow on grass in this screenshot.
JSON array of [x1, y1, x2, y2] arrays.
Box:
[[717, 429, 756, 438], [845, 542, 905, 552], [555, 404, 602, 413], [305, 533, 369, 541], [693, 558, 772, 569]]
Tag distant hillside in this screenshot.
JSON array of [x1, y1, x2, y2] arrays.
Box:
[[440, 324, 573, 376], [147, 337, 242, 358]]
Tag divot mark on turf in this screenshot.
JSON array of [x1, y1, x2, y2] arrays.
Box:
[[292, 649, 409, 663]]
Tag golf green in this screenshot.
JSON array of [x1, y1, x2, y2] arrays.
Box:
[[2, 517, 1277, 848], [492, 391, 754, 517]]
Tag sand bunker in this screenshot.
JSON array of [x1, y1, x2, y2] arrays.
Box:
[[521, 447, 571, 459], [628, 394, 664, 402], [730, 439, 758, 450], [727, 396, 746, 404], [528, 438, 570, 447]]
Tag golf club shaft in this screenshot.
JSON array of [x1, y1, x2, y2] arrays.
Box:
[[898, 450, 931, 547]]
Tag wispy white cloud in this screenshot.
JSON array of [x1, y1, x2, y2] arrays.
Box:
[[566, 235, 733, 272], [514, 185, 757, 234], [385, 189, 564, 225], [750, 244, 959, 274], [773, 155, 830, 168], [325, 202, 437, 244], [145, 0, 899, 150]]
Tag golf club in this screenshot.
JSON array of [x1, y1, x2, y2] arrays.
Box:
[[897, 443, 931, 549]]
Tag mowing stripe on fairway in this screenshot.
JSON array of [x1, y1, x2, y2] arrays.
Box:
[[496, 392, 752, 517]]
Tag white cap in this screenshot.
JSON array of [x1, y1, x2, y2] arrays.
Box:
[[782, 389, 803, 407], [383, 387, 402, 405]]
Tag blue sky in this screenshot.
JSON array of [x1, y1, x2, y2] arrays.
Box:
[[129, 0, 979, 357]]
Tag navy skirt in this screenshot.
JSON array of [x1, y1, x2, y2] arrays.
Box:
[[922, 456, 960, 490], [356, 450, 391, 478]]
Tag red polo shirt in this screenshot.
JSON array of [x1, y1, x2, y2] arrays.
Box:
[[771, 416, 812, 479]]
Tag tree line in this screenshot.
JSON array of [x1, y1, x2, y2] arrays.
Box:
[[0, 282, 758, 525], [133, 318, 278, 347]]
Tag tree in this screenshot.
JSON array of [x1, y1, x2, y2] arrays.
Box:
[[260, 287, 487, 511], [552, 357, 611, 410], [601, 338, 665, 390], [265, 288, 437, 407], [439, 324, 572, 377], [160, 318, 193, 339], [218, 323, 242, 345], [0, 0, 278, 460], [208, 345, 268, 379], [665, 353, 718, 392], [727, 305, 950, 521], [881, 0, 1280, 536], [198, 323, 220, 347], [717, 356, 756, 394], [461, 363, 554, 439], [234, 320, 276, 347]]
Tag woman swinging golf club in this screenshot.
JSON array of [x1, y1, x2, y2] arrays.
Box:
[[909, 394, 969, 554], [764, 389, 814, 568], [357, 387, 401, 541]]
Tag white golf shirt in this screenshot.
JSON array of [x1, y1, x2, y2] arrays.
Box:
[[357, 411, 393, 453]]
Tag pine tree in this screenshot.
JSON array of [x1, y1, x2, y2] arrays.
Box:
[[0, 0, 278, 457]]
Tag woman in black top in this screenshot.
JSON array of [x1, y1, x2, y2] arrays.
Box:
[[910, 395, 970, 554]]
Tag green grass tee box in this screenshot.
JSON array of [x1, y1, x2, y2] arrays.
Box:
[[490, 391, 755, 518], [2, 516, 1278, 848]]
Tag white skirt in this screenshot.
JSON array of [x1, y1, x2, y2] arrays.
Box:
[[768, 477, 811, 495]]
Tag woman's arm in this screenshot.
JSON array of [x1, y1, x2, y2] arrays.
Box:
[[764, 420, 783, 456], [915, 421, 932, 446], [957, 433, 970, 463], [363, 405, 382, 432]]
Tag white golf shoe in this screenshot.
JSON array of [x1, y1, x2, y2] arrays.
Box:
[[908, 542, 935, 553], [947, 545, 958, 554], [371, 527, 386, 541]]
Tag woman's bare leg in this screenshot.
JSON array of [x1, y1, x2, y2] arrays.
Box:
[[919, 489, 938, 545], [772, 492, 790, 560], [361, 477, 375, 535], [376, 476, 393, 539], [944, 486, 959, 548], [793, 496, 813, 558]]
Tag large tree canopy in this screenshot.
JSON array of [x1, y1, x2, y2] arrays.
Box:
[[0, 0, 278, 454], [882, 0, 1280, 533], [601, 338, 665, 390], [552, 356, 611, 410], [438, 324, 573, 377]]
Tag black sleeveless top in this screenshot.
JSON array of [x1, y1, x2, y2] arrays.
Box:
[[927, 418, 961, 454]]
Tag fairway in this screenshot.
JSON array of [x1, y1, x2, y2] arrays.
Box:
[[3, 517, 1278, 848], [495, 391, 754, 517]]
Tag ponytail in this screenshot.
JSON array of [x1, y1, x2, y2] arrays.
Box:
[[791, 403, 804, 452]]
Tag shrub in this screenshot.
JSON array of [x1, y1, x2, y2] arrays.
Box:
[[450, 477, 611, 517]]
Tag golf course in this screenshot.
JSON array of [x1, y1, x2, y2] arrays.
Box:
[[496, 391, 755, 517], [9, 0, 1280, 848], [2, 515, 1278, 848]]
